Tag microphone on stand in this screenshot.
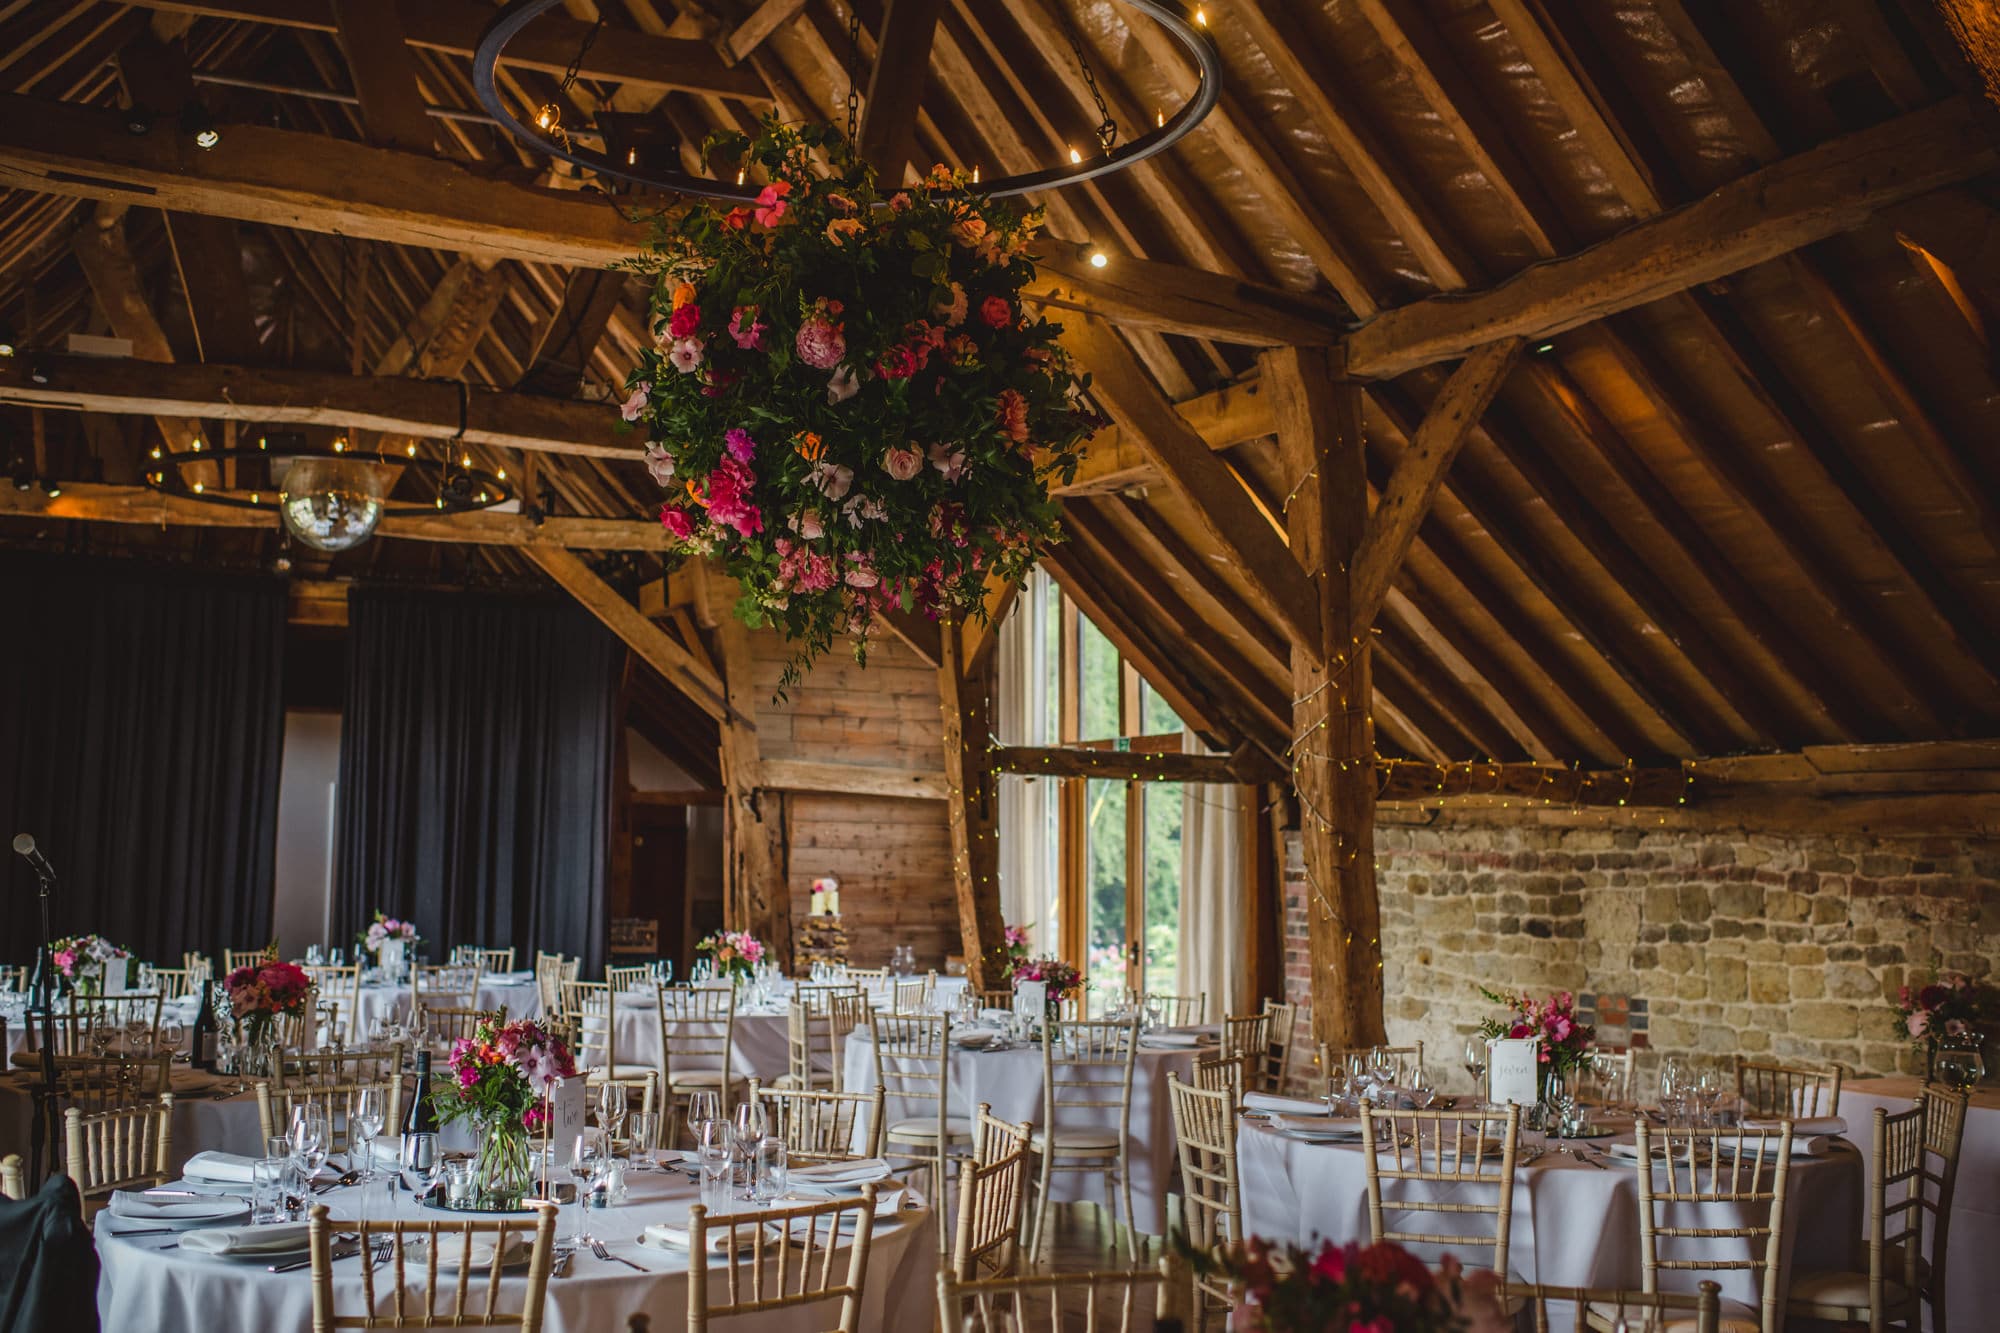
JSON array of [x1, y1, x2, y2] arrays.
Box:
[[12, 832, 57, 882]]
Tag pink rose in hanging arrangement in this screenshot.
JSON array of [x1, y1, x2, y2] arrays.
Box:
[[617, 118, 1094, 687]]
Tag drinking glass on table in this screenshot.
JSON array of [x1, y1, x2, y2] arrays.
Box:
[[1462, 1037, 1488, 1102], [402, 1130, 441, 1200], [1408, 1064, 1437, 1109], [352, 1086, 386, 1178], [89, 1021, 114, 1058], [685, 1090, 722, 1142], [696, 1117, 734, 1213], [289, 1103, 329, 1188], [1371, 1045, 1400, 1089], [752, 1137, 788, 1205], [1658, 1055, 1684, 1107], [565, 1131, 604, 1250], [1544, 1067, 1576, 1136], [159, 1018, 186, 1063], [625, 1111, 662, 1171], [1346, 1051, 1372, 1102], [597, 1082, 629, 1144], [251, 1157, 289, 1225]]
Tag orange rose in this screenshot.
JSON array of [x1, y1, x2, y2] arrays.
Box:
[[672, 281, 697, 311]]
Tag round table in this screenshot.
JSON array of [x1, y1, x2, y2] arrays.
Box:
[[93, 1160, 939, 1332], [841, 1026, 1205, 1234], [0, 1065, 265, 1171], [1237, 1114, 1862, 1307]]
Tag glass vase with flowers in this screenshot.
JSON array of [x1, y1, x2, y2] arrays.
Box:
[[222, 959, 313, 1076], [431, 1018, 578, 1209]]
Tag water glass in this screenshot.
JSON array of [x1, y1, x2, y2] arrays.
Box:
[[353, 1087, 386, 1178], [567, 1132, 603, 1249], [752, 1137, 788, 1204], [444, 1159, 475, 1207], [289, 1103, 329, 1184], [696, 1118, 733, 1211], [402, 1131, 440, 1198], [626, 1111, 661, 1171], [251, 1157, 289, 1224], [597, 1082, 629, 1143]]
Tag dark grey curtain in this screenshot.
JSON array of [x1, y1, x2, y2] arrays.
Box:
[[0, 554, 286, 965], [332, 586, 618, 971]]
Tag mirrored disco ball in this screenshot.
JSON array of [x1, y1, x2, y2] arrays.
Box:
[[279, 457, 389, 551]]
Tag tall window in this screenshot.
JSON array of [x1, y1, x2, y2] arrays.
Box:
[[1049, 590, 1185, 998]]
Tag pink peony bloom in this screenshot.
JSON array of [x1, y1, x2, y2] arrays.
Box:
[[669, 337, 704, 373], [643, 443, 676, 486], [704, 456, 762, 538], [787, 509, 824, 540], [619, 382, 650, 421], [882, 445, 924, 481], [887, 192, 911, 212], [660, 504, 697, 540], [796, 316, 845, 370], [843, 557, 879, 589]]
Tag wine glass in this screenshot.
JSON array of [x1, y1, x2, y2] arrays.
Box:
[[1371, 1045, 1399, 1088], [160, 1018, 186, 1063], [565, 1131, 602, 1250], [1544, 1066, 1576, 1137], [1346, 1051, 1372, 1101], [123, 1017, 151, 1055], [1462, 1037, 1488, 1101], [732, 1098, 769, 1155], [597, 1082, 629, 1145], [685, 1090, 722, 1144], [1408, 1064, 1437, 1109], [696, 1116, 733, 1211], [1692, 1064, 1724, 1128], [352, 1087, 386, 1179], [401, 1131, 441, 1201], [89, 1020, 115, 1058], [289, 1103, 329, 1187]]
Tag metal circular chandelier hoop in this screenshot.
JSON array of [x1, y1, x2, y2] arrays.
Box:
[[472, 0, 1222, 201], [143, 446, 513, 516]]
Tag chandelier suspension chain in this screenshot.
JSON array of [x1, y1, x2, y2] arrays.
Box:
[[845, 7, 862, 149], [1063, 14, 1118, 152]]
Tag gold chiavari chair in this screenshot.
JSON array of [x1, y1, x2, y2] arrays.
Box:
[[303, 964, 363, 1044], [277, 1045, 406, 1093], [937, 1263, 1169, 1333], [595, 1069, 662, 1128], [1258, 999, 1299, 1094], [1631, 1121, 1794, 1333], [1783, 1102, 1923, 1333], [413, 963, 478, 1010], [0, 1154, 23, 1199], [1192, 1053, 1246, 1109], [658, 984, 743, 1120], [63, 1094, 174, 1218], [1321, 1041, 1426, 1092], [1587, 1048, 1637, 1107], [1492, 1282, 1721, 1332], [1146, 993, 1207, 1027], [826, 992, 873, 1093], [560, 980, 653, 1085], [606, 964, 651, 994], [44, 1053, 173, 1117], [148, 966, 195, 1001], [1918, 1084, 1970, 1332], [477, 947, 517, 973], [1734, 1057, 1845, 1119], [951, 1104, 1034, 1281], [1361, 1103, 1521, 1286], [1029, 1017, 1140, 1264], [256, 1079, 403, 1156], [774, 1000, 835, 1092], [1167, 1074, 1242, 1332], [687, 1188, 880, 1333], [1219, 1012, 1269, 1092], [892, 972, 937, 1013], [224, 947, 277, 972], [751, 1080, 885, 1164], [62, 992, 163, 1054], [307, 1201, 557, 1332], [534, 952, 568, 1015], [844, 967, 889, 982], [420, 1005, 504, 1046], [870, 1012, 966, 1223], [970, 988, 1016, 1012]]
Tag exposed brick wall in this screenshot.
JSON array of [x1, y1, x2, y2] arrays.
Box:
[[1281, 819, 2000, 1095]]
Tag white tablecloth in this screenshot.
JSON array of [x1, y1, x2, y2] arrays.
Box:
[[93, 1161, 937, 1332], [1237, 1118, 1861, 1307], [0, 1068, 267, 1170], [841, 1028, 1201, 1234], [1838, 1077, 2000, 1331]]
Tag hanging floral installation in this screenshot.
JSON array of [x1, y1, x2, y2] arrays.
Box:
[[622, 120, 1097, 682]]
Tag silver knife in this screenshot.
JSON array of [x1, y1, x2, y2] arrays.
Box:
[[270, 1245, 357, 1272]]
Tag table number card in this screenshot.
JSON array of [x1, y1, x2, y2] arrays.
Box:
[[551, 1078, 588, 1148], [1488, 1038, 1541, 1106], [1014, 979, 1046, 1018], [103, 962, 130, 996]]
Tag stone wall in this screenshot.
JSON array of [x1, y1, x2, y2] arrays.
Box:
[[1282, 818, 2000, 1095]]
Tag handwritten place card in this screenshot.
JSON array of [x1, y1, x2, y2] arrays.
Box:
[[103, 962, 129, 996], [1488, 1038, 1540, 1106], [1013, 979, 1047, 1019], [552, 1079, 588, 1149]]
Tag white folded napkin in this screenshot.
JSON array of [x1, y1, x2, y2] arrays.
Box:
[[182, 1151, 262, 1185], [1138, 1031, 1204, 1048], [1720, 1133, 1836, 1159], [428, 1231, 528, 1270], [108, 1191, 249, 1222], [180, 1222, 312, 1256], [1275, 1115, 1362, 1136], [789, 1158, 892, 1187], [1744, 1115, 1846, 1137], [643, 1218, 773, 1253], [1244, 1092, 1331, 1116]]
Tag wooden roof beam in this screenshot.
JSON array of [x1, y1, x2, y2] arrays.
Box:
[[525, 546, 730, 721], [856, 0, 943, 178], [1344, 98, 2000, 379]]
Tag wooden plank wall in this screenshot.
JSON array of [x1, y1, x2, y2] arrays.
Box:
[[748, 631, 959, 967]]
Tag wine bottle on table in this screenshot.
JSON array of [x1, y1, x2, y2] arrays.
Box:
[[404, 1050, 437, 1138], [192, 977, 218, 1072]]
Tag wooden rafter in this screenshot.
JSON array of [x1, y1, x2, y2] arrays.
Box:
[[524, 546, 729, 721]]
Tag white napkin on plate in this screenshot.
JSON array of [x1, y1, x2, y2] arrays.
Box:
[[1274, 1115, 1362, 1136], [429, 1231, 529, 1270], [1720, 1133, 1836, 1158], [108, 1191, 249, 1222], [1138, 1031, 1204, 1048], [1744, 1115, 1846, 1137], [180, 1222, 312, 1256], [789, 1158, 892, 1187], [182, 1152, 262, 1185], [644, 1218, 772, 1253], [1244, 1092, 1330, 1116]]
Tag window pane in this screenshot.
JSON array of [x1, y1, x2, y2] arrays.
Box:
[[1141, 682, 1184, 738], [1085, 778, 1127, 998], [1078, 615, 1120, 741], [1142, 784, 1183, 994]]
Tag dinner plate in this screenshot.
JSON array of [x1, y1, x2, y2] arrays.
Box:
[[113, 1197, 251, 1228]]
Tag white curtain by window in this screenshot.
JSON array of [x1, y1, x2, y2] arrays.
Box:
[[1176, 731, 1247, 1017], [995, 570, 1058, 954]]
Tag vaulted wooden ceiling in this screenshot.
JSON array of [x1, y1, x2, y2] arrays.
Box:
[[1, 0, 1996, 772]]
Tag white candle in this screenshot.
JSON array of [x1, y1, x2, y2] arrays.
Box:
[[810, 889, 826, 916], [826, 889, 840, 915]]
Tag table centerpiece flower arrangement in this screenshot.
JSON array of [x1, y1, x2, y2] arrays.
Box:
[[694, 929, 766, 984], [619, 118, 1098, 686], [1182, 1236, 1472, 1333], [1896, 966, 1991, 1085], [51, 934, 132, 996], [1010, 954, 1083, 1035], [222, 959, 312, 1075], [358, 911, 421, 978], [431, 1017, 578, 1209], [1476, 985, 1595, 1084]]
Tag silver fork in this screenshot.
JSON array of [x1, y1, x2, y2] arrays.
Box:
[[590, 1239, 648, 1272]]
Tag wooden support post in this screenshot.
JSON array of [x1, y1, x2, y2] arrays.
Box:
[[714, 613, 793, 971], [939, 622, 1005, 990], [1261, 345, 1385, 1050]]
